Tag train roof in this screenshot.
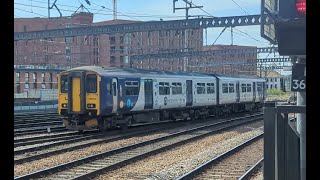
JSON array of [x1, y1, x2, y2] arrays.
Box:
[[64, 66, 264, 80]]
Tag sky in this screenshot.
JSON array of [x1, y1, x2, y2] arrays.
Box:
[[14, 0, 290, 74]]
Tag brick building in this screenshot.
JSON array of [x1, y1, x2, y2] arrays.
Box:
[[193, 45, 257, 76], [14, 65, 68, 93], [14, 12, 203, 68], [14, 13, 258, 93]]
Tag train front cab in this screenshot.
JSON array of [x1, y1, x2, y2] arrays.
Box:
[[58, 71, 100, 130]]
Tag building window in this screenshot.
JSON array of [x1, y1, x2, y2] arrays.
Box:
[[270, 84, 273, 89], [66, 46, 71, 54], [24, 83, 29, 89], [42, 83, 46, 89], [270, 78, 273, 82], [275, 78, 277, 82], [120, 36, 124, 44], [49, 73, 53, 82], [66, 55, 71, 62], [65, 37, 72, 44], [110, 36, 116, 44], [16, 72, 20, 82], [25, 72, 29, 82], [120, 56, 124, 65], [125, 81, 139, 96], [172, 82, 182, 95], [33, 72, 37, 81], [111, 46, 116, 54], [266, 84, 268, 89], [16, 83, 21, 93], [23, 25, 27, 32], [207, 83, 215, 94], [41, 72, 45, 82], [110, 56, 116, 65], [159, 82, 170, 95], [120, 46, 124, 54], [275, 84, 277, 89], [197, 83, 205, 94]]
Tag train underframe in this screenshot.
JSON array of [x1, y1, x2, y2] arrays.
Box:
[[62, 102, 262, 131]]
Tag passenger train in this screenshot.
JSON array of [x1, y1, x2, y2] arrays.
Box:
[[58, 66, 266, 131]]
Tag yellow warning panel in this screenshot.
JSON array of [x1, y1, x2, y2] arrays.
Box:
[[72, 77, 81, 112]]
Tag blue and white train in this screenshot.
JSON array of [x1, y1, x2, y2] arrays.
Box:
[[58, 66, 266, 131]]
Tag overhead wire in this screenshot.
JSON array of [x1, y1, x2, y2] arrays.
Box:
[[188, 0, 269, 46], [21, 0, 186, 19], [230, 0, 250, 15]]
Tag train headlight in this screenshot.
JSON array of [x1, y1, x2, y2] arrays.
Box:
[[62, 103, 68, 108], [87, 104, 96, 108]]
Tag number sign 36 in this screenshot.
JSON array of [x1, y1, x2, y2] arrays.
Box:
[[291, 63, 306, 91]]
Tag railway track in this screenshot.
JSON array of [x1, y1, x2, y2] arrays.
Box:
[[14, 112, 62, 133], [239, 158, 264, 180], [14, 131, 94, 148], [14, 126, 67, 136], [14, 112, 261, 163], [176, 133, 263, 180], [14, 113, 262, 179]]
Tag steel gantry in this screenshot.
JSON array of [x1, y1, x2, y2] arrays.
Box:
[[14, 14, 272, 41], [130, 47, 281, 61]]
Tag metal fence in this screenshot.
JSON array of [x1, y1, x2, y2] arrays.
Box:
[[264, 102, 305, 180], [14, 104, 58, 113]]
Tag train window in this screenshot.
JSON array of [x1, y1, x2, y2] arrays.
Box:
[[172, 82, 182, 95], [207, 83, 215, 94], [257, 83, 263, 92], [106, 81, 111, 95], [159, 82, 170, 95], [60, 75, 68, 93], [197, 83, 205, 94], [242, 84, 247, 92], [247, 84, 252, 92], [113, 82, 117, 96], [125, 81, 139, 96], [222, 83, 228, 93], [229, 83, 235, 93], [86, 75, 97, 93]]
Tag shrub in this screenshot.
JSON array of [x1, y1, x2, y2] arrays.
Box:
[[267, 89, 286, 96]]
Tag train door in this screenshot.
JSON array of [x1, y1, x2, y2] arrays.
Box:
[[236, 81, 240, 103], [112, 78, 118, 113], [144, 79, 153, 109], [186, 80, 193, 106], [253, 82, 256, 102], [262, 82, 266, 100], [68, 72, 85, 113]]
